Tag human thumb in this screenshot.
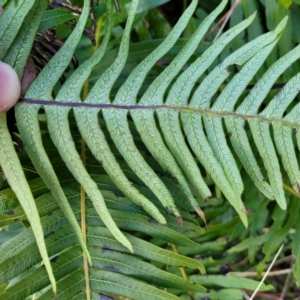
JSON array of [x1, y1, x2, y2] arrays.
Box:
[[0, 61, 21, 113]]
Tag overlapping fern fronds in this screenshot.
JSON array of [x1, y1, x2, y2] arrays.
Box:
[[1, 0, 300, 297]]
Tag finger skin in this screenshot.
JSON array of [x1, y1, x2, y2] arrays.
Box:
[[0, 61, 21, 113]]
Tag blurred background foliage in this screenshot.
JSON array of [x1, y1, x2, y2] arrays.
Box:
[[1, 0, 300, 299]]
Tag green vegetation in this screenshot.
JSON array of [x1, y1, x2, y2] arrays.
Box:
[[1, 0, 300, 299]]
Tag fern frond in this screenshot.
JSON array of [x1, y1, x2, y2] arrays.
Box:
[[141, 0, 229, 204], [0, 170, 206, 299], [65, 5, 297, 224], [44, 0, 140, 253], [98, 0, 187, 218], [12, 0, 300, 231], [3, 0, 300, 297], [119, 0, 205, 218], [197, 20, 287, 219], [0, 0, 56, 292], [14, 0, 93, 264], [178, 13, 257, 223], [72, 1, 167, 225], [12, 4, 299, 226], [225, 18, 299, 206], [0, 0, 34, 58]]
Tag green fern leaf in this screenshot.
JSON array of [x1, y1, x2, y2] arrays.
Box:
[[171, 13, 256, 225], [147, 1, 229, 202], [190, 274, 272, 291], [3, 0, 46, 77], [0, 171, 206, 299], [100, 0, 183, 218], [0, 0, 34, 58], [0, 0, 56, 292], [44, 0, 139, 252], [71, 1, 166, 225], [3, 0, 300, 297], [264, 71, 300, 194], [14, 0, 93, 263]]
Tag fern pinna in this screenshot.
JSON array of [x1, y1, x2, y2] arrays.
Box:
[[1, 0, 300, 298]]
